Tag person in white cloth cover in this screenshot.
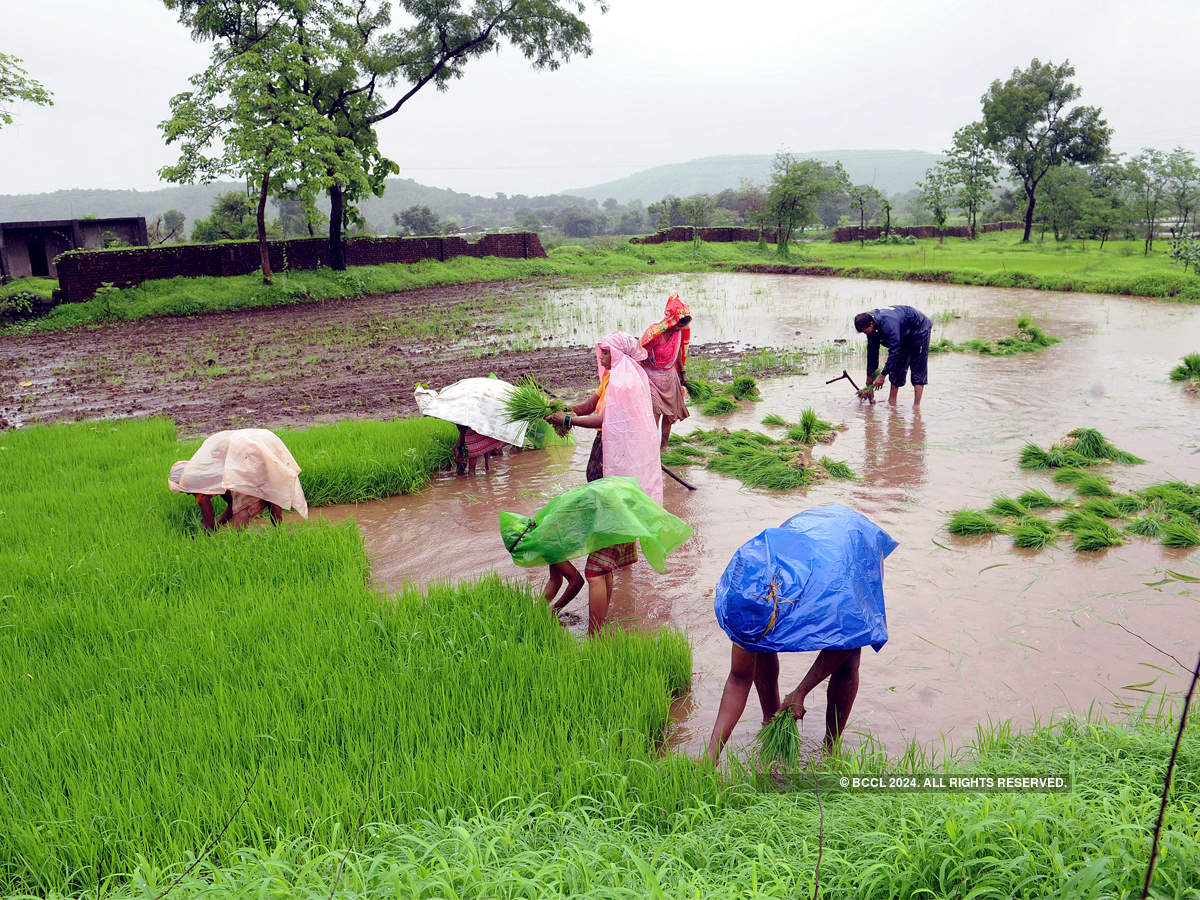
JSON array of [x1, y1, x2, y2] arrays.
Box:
[[168, 429, 308, 531]]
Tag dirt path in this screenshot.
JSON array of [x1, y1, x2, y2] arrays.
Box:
[[0, 282, 766, 434]]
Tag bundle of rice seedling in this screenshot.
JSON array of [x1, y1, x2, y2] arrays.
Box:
[[788, 408, 834, 445], [989, 495, 1030, 518], [761, 413, 788, 427], [1073, 475, 1115, 498], [1018, 443, 1052, 470], [1125, 515, 1167, 539], [1081, 498, 1123, 519], [1168, 353, 1200, 382], [684, 378, 718, 402], [754, 710, 801, 767], [1045, 445, 1097, 468], [730, 375, 760, 400], [1012, 518, 1058, 550], [818, 457, 855, 479], [706, 446, 811, 490], [1161, 519, 1200, 548], [1141, 484, 1200, 519], [1017, 488, 1063, 509], [1056, 509, 1111, 533], [1111, 494, 1148, 516], [503, 377, 568, 427], [1064, 428, 1144, 465], [660, 448, 697, 468], [1073, 524, 1124, 552], [947, 509, 1005, 535], [703, 395, 738, 416], [1052, 467, 1089, 485], [675, 443, 708, 458]]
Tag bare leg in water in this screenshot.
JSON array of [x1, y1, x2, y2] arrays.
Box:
[[658, 414, 672, 450], [544, 561, 585, 610], [780, 648, 862, 750], [585, 571, 614, 634], [707, 644, 780, 763]]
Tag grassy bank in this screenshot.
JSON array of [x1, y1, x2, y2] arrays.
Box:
[[5, 230, 1199, 337]]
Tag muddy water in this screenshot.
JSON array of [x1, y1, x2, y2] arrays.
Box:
[[317, 275, 1199, 760]]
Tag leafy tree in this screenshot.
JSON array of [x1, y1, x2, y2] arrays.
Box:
[[647, 195, 686, 229], [160, 32, 361, 283], [275, 197, 325, 236], [1124, 148, 1170, 256], [767, 153, 839, 256], [517, 211, 542, 232], [1162, 146, 1199, 236], [395, 204, 440, 235], [556, 205, 605, 238], [944, 122, 998, 238], [165, 0, 603, 270], [1077, 161, 1129, 249], [837, 164, 883, 248], [980, 58, 1111, 241], [1037, 165, 1091, 241], [0, 52, 52, 127], [916, 163, 954, 243], [680, 194, 713, 250], [191, 191, 259, 242]]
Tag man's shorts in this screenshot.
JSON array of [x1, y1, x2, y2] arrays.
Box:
[[888, 328, 931, 387]]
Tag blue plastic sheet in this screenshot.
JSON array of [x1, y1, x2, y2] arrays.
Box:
[[714, 504, 897, 653]]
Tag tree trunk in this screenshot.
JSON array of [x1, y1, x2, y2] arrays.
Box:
[[256, 169, 272, 285], [329, 184, 346, 271], [1022, 186, 1036, 243], [859, 208, 866, 248]]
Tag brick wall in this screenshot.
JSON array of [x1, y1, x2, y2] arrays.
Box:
[[831, 221, 1025, 242], [630, 226, 779, 245], [54, 232, 546, 302]]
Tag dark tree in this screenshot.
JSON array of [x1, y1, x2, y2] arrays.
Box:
[[980, 58, 1111, 241]]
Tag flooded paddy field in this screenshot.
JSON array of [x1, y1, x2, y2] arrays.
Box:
[[309, 274, 1200, 759]]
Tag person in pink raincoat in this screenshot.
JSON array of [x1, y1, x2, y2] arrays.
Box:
[[545, 332, 663, 632]]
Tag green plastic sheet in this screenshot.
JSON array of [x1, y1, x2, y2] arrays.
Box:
[[499, 476, 693, 572]]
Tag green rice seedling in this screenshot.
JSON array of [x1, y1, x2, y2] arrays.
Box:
[[1125, 514, 1167, 539], [684, 378, 718, 402], [1072, 524, 1124, 552], [1073, 475, 1114, 498], [988, 495, 1030, 518], [1012, 518, 1058, 550], [1111, 494, 1147, 515], [1056, 509, 1112, 533], [1065, 428, 1144, 465], [1168, 352, 1200, 382], [729, 375, 760, 400], [702, 395, 738, 416], [706, 446, 811, 490], [659, 448, 696, 468], [502, 376, 568, 426], [1141, 484, 1200, 519], [788, 408, 834, 444], [761, 413, 787, 427], [1081, 498, 1123, 519], [1016, 488, 1063, 509], [1161, 518, 1200, 547], [1045, 445, 1096, 468], [1052, 467, 1089, 485], [946, 509, 1005, 535], [753, 710, 801, 767], [818, 457, 855, 479], [1018, 443, 1051, 469]]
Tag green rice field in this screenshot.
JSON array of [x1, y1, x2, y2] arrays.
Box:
[[2, 416, 1197, 898]]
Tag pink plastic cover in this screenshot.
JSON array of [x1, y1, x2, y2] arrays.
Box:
[[169, 429, 308, 518], [596, 332, 663, 504]]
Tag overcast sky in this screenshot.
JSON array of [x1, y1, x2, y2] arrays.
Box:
[[3, 0, 1199, 198]]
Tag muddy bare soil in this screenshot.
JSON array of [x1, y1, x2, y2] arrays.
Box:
[[0, 282, 762, 434]]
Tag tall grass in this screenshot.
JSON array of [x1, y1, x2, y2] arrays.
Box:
[[0, 418, 691, 896]]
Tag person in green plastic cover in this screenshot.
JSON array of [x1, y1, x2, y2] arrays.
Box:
[[707, 505, 897, 763], [499, 476, 692, 635]]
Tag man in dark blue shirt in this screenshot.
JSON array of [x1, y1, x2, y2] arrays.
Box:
[[854, 305, 932, 408]]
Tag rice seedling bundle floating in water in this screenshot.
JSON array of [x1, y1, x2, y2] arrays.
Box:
[[684, 378, 718, 402], [1111, 494, 1148, 516], [947, 509, 1005, 536], [789, 408, 834, 445], [1073, 524, 1124, 552], [989, 496, 1030, 518], [1012, 518, 1058, 550], [1141, 484, 1200, 519], [1125, 514, 1167, 539], [730, 375, 760, 400], [1168, 353, 1200, 383], [703, 395, 738, 416], [754, 710, 801, 767], [1081, 498, 1123, 519], [706, 446, 811, 490], [1056, 509, 1112, 534], [818, 457, 855, 480], [1063, 428, 1144, 465], [1052, 467, 1089, 485], [502, 377, 568, 427], [1073, 475, 1115, 498], [1161, 518, 1200, 548], [1017, 488, 1063, 509], [761, 413, 787, 427]]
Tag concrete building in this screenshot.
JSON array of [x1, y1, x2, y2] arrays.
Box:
[[0, 217, 148, 280]]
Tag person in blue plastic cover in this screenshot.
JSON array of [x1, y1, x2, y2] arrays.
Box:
[[707, 504, 897, 763]]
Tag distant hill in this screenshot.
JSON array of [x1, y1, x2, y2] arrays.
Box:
[[565, 150, 944, 204]]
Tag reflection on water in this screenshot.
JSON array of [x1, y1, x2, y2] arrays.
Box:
[[317, 275, 1200, 760]]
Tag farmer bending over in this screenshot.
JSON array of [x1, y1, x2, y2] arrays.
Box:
[[854, 305, 932, 408], [707, 504, 896, 763], [168, 428, 308, 530]]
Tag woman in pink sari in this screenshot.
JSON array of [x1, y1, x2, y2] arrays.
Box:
[[545, 332, 662, 632], [639, 294, 692, 449]]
